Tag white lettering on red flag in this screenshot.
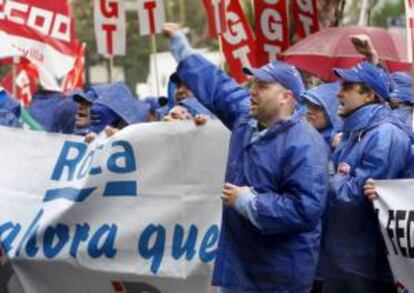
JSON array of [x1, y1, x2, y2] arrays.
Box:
[[94, 0, 126, 57], [136, 0, 165, 35], [0, 0, 80, 78], [202, 0, 227, 38], [292, 0, 319, 40], [219, 0, 256, 83], [1, 61, 38, 106], [254, 0, 290, 66]]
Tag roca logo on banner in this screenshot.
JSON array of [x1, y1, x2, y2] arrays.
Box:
[[47, 139, 137, 203], [0, 0, 71, 42]]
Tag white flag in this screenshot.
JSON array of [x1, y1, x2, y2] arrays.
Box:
[[137, 0, 166, 35], [94, 0, 126, 56]]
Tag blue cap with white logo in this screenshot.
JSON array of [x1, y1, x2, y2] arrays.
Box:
[[243, 61, 305, 103], [333, 62, 391, 101]]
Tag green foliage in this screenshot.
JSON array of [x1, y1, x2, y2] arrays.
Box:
[[371, 0, 404, 28]]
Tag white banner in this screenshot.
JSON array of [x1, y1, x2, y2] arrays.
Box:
[[375, 179, 414, 292], [0, 121, 230, 292], [137, 0, 165, 35], [94, 0, 126, 56]]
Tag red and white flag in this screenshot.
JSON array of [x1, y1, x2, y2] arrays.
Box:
[[136, 0, 165, 35], [94, 0, 126, 56], [202, 0, 227, 38], [254, 0, 290, 66], [405, 0, 414, 63], [0, 0, 80, 78], [1, 60, 39, 106], [219, 0, 256, 83], [292, 0, 319, 40], [62, 43, 86, 92]]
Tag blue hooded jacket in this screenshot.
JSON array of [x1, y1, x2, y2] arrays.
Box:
[[50, 98, 78, 134], [389, 72, 414, 129], [0, 109, 21, 128], [319, 104, 412, 283], [176, 54, 329, 292], [88, 82, 150, 133], [28, 90, 65, 132], [301, 82, 342, 146], [0, 89, 20, 118]]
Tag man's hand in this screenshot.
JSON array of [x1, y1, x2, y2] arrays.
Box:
[[104, 126, 120, 138], [194, 114, 209, 126], [331, 132, 343, 149], [221, 183, 250, 207], [350, 34, 379, 65], [162, 22, 182, 38], [363, 178, 378, 201], [84, 132, 97, 144]]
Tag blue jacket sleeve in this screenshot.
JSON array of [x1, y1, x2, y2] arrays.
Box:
[[332, 124, 410, 206], [176, 54, 250, 129], [169, 31, 196, 63], [246, 137, 329, 234]]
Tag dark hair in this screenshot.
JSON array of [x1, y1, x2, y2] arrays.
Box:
[[342, 81, 381, 103]]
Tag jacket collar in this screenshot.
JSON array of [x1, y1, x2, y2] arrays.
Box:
[[244, 109, 304, 147], [341, 104, 387, 136]]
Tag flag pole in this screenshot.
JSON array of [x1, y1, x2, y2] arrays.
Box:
[[151, 35, 161, 96], [108, 55, 114, 83], [358, 0, 370, 26], [218, 36, 225, 70]]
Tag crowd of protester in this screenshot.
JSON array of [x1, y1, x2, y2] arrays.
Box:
[[1, 23, 413, 293]]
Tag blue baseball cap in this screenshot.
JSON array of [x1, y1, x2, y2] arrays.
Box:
[[333, 62, 391, 101], [70, 89, 96, 104], [243, 61, 305, 102]]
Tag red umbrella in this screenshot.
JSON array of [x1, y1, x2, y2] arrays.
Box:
[[281, 25, 411, 81]]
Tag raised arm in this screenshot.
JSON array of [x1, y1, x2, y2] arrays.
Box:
[[164, 23, 250, 129]]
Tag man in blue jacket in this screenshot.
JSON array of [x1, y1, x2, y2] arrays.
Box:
[[319, 62, 412, 293], [164, 23, 329, 293]]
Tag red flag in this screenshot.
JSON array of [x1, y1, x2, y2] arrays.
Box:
[[292, 0, 319, 40], [202, 0, 227, 38], [254, 0, 290, 66], [219, 1, 256, 83], [0, 0, 80, 78], [62, 43, 86, 92], [1, 60, 39, 107]]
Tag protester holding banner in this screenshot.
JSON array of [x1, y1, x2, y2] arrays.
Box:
[[84, 82, 150, 143], [71, 88, 97, 136], [319, 62, 413, 293], [163, 23, 329, 292]]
